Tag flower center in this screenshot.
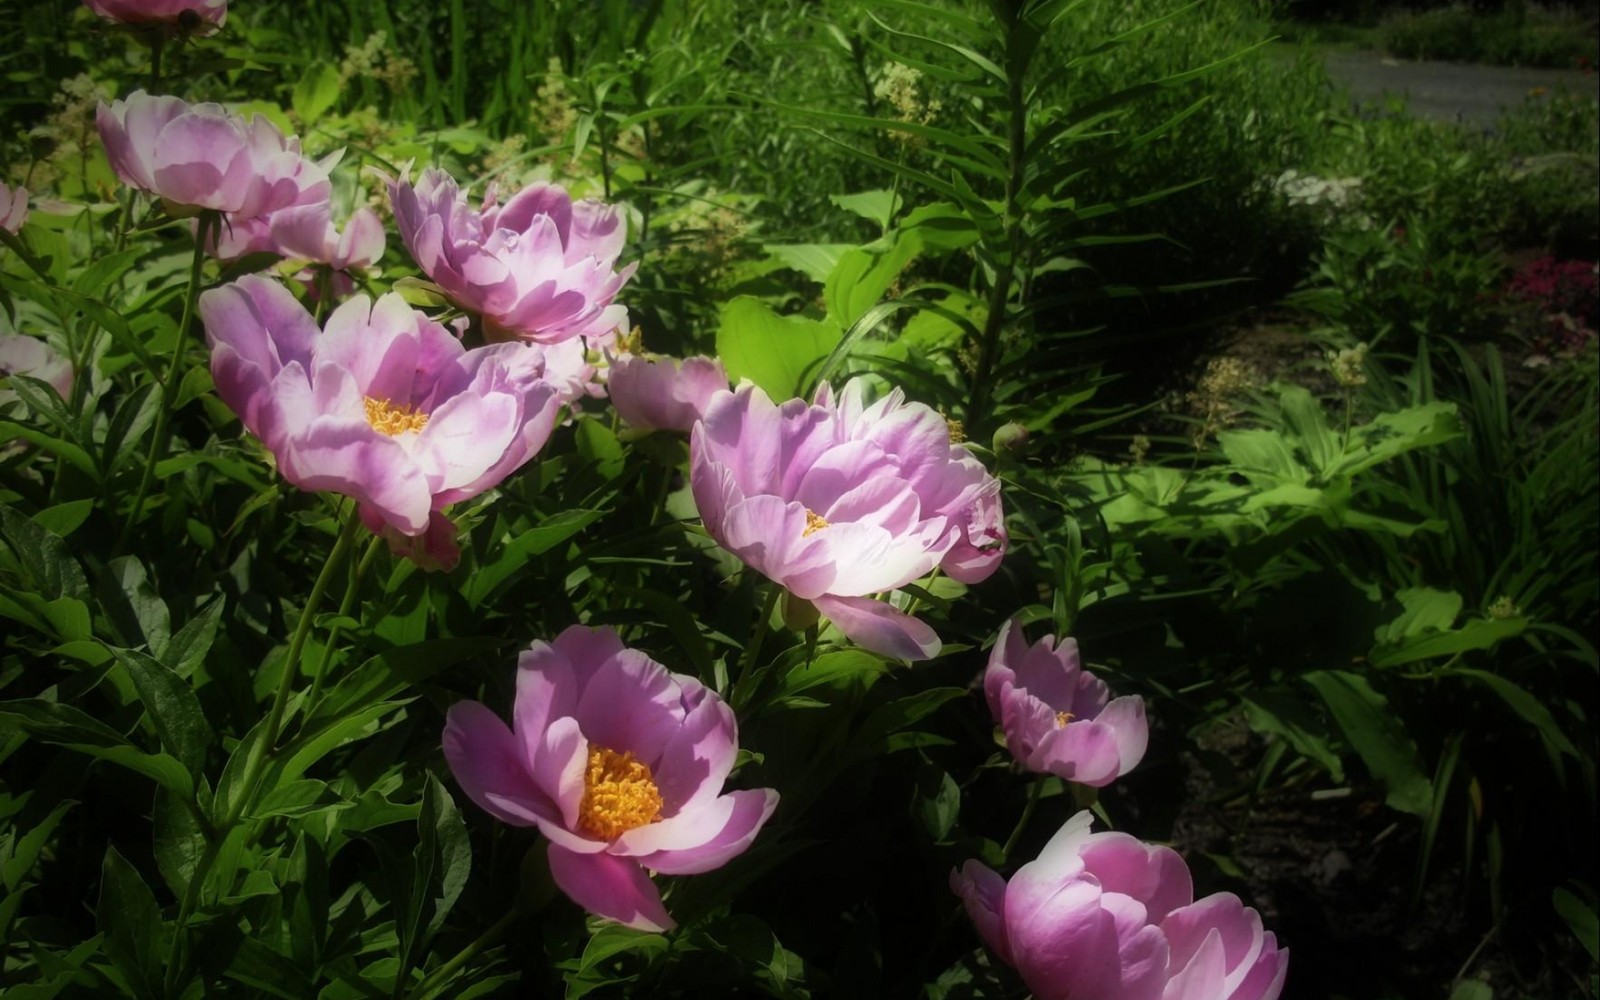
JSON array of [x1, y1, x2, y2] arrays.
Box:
[[946, 417, 966, 443], [1054, 710, 1075, 728], [578, 746, 664, 841], [364, 396, 429, 436], [803, 509, 830, 537]]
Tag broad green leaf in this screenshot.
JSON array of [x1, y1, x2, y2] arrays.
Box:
[[1374, 588, 1463, 646], [422, 773, 470, 935], [292, 61, 341, 125], [1303, 671, 1431, 816], [99, 558, 172, 656], [824, 238, 921, 328], [162, 598, 224, 679], [829, 189, 902, 224], [1328, 402, 1462, 479], [0, 699, 195, 798], [152, 788, 204, 898], [0, 506, 89, 600], [578, 924, 669, 972], [1278, 387, 1339, 476], [98, 846, 169, 1000], [716, 296, 841, 401], [106, 646, 211, 775], [777, 650, 890, 699], [763, 243, 853, 284], [31, 500, 93, 538]]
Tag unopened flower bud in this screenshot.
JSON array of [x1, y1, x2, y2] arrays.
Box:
[[991, 421, 1029, 453]]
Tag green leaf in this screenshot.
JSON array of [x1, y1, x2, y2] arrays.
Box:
[[106, 646, 211, 775], [152, 787, 204, 898], [291, 61, 342, 125], [1278, 387, 1339, 476], [98, 846, 170, 1000], [1452, 668, 1578, 758], [716, 296, 841, 401], [1374, 588, 1463, 646], [1, 800, 74, 893], [763, 243, 852, 284], [1448, 980, 1493, 1000], [578, 924, 669, 972], [1303, 671, 1431, 816], [1328, 402, 1462, 479], [466, 510, 608, 608], [776, 649, 890, 700], [850, 687, 966, 761], [31, 499, 94, 538], [1240, 690, 1346, 781], [253, 779, 344, 820], [0, 506, 89, 600], [422, 772, 470, 936], [0, 699, 195, 798], [163, 598, 224, 679], [1554, 886, 1599, 963], [99, 557, 172, 656], [829, 189, 901, 224]]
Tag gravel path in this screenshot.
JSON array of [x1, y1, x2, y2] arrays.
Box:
[[1321, 50, 1599, 124]]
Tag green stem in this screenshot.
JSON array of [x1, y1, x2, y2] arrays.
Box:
[[304, 532, 383, 715], [964, 45, 1027, 427], [1000, 776, 1046, 863], [114, 212, 212, 555], [407, 907, 520, 1000], [162, 831, 224, 997], [731, 584, 781, 707]]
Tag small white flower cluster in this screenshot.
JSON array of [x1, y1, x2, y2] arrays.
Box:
[[1274, 169, 1364, 211], [874, 63, 941, 134], [1327, 342, 1368, 389]]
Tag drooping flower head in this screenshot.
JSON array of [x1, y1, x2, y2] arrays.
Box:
[[984, 619, 1148, 787], [690, 378, 1005, 661], [83, 0, 226, 33], [609, 352, 728, 434], [0, 183, 27, 235], [951, 812, 1288, 1000], [97, 91, 327, 217], [444, 625, 779, 931], [388, 167, 634, 343], [199, 275, 564, 565], [0, 334, 74, 407]]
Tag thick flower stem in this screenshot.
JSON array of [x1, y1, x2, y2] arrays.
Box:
[[1000, 775, 1047, 864], [114, 211, 213, 555], [405, 907, 519, 1000]]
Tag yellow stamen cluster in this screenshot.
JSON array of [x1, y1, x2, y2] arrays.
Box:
[[946, 418, 966, 444], [364, 397, 429, 436], [578, 746, 664, 841], [803, 509, 830, 537], [1054, 710, 1076, 728]]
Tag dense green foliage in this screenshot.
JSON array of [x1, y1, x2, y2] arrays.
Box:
[[1, 0, 1597, 998]]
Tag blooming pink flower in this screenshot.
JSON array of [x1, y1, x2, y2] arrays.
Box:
[[0, 183, 27, 234], [690, 379, 1004, 661], [609, 353, 728, 433], [951, 812, 1288, 1000], [98, 91, 327, 217], [83, 0, 226, 32], [199, 274, 563, 555], [444, 625, 779, 931], [388, 167, 634, 343], [0, 334, 74, 405], [984, 619, 1147, 787], [209, 181, 386, 272]]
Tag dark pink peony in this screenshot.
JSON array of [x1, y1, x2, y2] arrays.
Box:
[[690, 379, 1005, 661], [388, 167, 634, 343], [199, 275, 564, 559], [952, 812, 1288, 1000], [984, 619, 1148, 787]]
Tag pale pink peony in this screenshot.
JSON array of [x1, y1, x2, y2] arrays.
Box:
[[952, 812, 1288, 1000], [388, 167, 635, 343], [984, 619, 1148, 787], [209, 186, 386, 273], [83, 0, 226, 32], [689, 379, 1005, 661], [199, 275, 564, 558], [97, 91, 327, 217], [609, 353, 728, 433], [444, 625, 779, 931], [0, 183, 27, 234], [0, 334, 74, 405]]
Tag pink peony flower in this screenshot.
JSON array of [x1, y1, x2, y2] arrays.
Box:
[[609, 353, 728, 433], [952, 811, 1288, 1000], [199, 274, 563, 555], [984, 619, 1148, 787], [209, 186, 386, 273], [97, 91, 327, 217], [0, 183, 27, 234], [388, 167, 635, 343], [0, 334, 74, 405], [83, 0, 226, 32], [443, 625, 780, 931], [689, 379, 1005, 661]]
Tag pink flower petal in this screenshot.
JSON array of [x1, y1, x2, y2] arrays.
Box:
[[546, 844, 675, 932], [811, 594, 941, 661]]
